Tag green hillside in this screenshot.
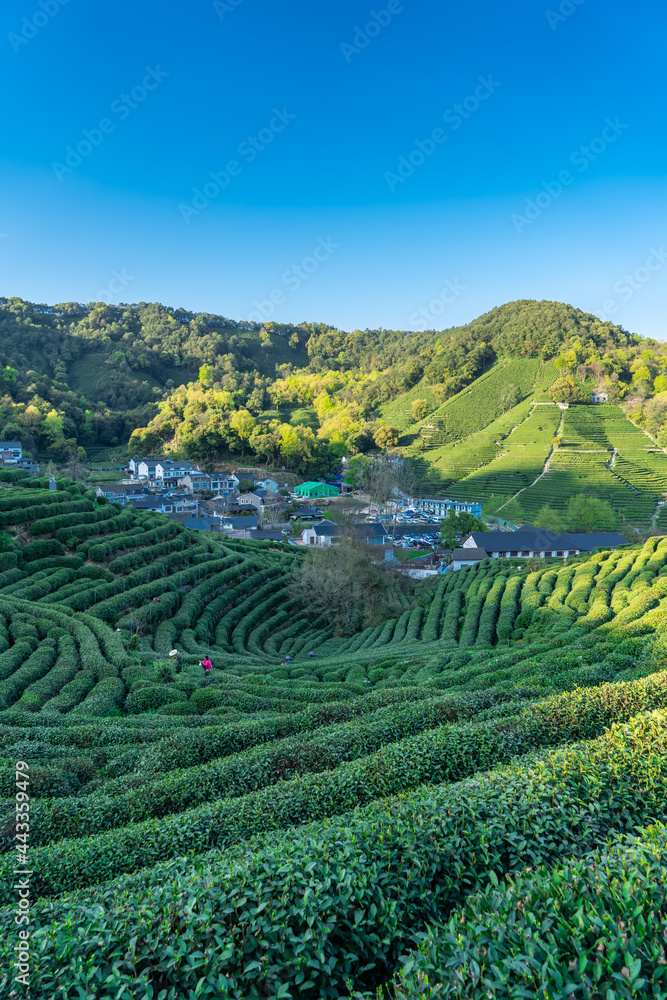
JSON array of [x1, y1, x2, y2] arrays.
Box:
[[404, 358, 667, 530], [0, 480, 667, 994], [0, 295, 649, 465], [3, 294, 667, 527]]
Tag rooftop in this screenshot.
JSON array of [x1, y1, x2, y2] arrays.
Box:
[[453, 547, 488, 560]]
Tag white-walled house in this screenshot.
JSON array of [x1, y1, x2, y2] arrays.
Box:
[[156, 460, 195, 481], [455, 526, 628, 568], [130, 459, 160, 480], [461, 527, 580, 559], [301, 520, 341, 546], [0, 441, 22, 464]]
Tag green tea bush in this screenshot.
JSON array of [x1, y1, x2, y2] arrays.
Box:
[[14, 636, 79, 712], [0, 639, 57, 709], [30, 504, 111, 536], [124, 685, 184, 714], [56, 510, 135, 547], [71, 677, 126, 717], [6, 711, 667, 999], [475, 575, 506, 646], [386, 822, 667, 999], [421, 579, 447, 643], [459, 578, 493, 647], [20, 539, 66, 562], [13, 670, 667, 880]]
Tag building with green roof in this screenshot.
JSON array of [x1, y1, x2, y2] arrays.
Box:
[[294, 481, 338, 499]]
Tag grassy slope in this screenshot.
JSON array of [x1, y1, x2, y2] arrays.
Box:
[[393, 356, 667, 528], [0, 478, 666, 995]]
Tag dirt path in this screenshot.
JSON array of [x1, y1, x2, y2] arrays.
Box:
[[496, 411, 564, 513]]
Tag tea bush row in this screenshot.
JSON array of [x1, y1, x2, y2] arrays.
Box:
[[385, 822, 667, 999], [10, 670, 667, 886], [5, 711, 667, 999]]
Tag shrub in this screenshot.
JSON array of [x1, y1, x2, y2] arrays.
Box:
[[20, 539, 66, 562], [124, 685, 183, 714], [12, 670, 667, 882], [71, 677, 126, 716], [5, 711, 667, 998], [386, 822, 667, 999]]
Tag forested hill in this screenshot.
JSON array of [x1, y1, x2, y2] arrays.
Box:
[[0, 296, 642, 467]]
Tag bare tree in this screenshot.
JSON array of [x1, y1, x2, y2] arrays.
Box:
[[368, 457, 416, 515], [289, 538, 407, 635]]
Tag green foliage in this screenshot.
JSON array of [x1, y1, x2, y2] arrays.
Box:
[[549, 374, 587, 402], [566, 493, 618, 532], [387, 822, 667, 998], [5, 711, 667, 998], [439, 511, 485, 548], [0, 483, 661, 995]]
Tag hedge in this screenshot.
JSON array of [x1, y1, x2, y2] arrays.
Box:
[[14, 636, 80, 712], [71, 676, 126, 716], [421, 579, 447, 643], [4, 710, 667, 998], [0, 639, 58, 709], [30, 504, 111, 536], [386, 822, 667, 999], [10, 669, 667, 888], [459, 577, 493, 647], [55, 510, 135, 547], [39, 671, 98, 714], [19, 538, 66, 562]]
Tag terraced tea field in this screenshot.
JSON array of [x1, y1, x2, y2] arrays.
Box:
[[415, 400, 667, 528], [2, 477, 667, 997]]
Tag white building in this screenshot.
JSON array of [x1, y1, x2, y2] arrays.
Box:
[[0, 441, 23, 464], [301, 520, 341, 547]]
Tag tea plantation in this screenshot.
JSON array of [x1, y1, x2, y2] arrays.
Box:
[[2, 477, 667, 997]]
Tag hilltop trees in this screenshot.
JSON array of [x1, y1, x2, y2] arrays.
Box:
[[6, 294, 667, 469], [373, 425, 399, 452]]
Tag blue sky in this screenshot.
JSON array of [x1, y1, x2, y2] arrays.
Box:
[[1, 0, 665, 337]]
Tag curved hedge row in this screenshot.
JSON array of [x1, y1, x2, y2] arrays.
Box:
[[386, 822, 667, 999], [9, 669, 667, 891], [4, 710, 667, 998]]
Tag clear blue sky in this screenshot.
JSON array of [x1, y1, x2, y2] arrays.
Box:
[[1, 0, 665, 337]]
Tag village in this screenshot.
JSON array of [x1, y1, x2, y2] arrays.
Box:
[[71, 453, 629, 575]]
